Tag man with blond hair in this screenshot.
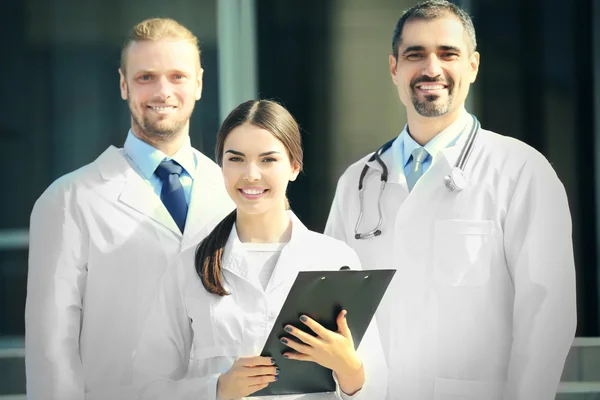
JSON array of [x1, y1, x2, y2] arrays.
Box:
[[25, 18, 234, 399]]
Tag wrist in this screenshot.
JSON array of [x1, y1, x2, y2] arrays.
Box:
[[336, 356, 363, 378], [216, 374, 228, 400]]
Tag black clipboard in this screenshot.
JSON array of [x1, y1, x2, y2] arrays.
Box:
[[252, 268, 396, 397]]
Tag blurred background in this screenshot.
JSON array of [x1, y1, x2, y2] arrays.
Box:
[[0, 0, 598, 398]]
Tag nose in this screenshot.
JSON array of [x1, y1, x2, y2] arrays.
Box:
[[243, 162, 261, 182], [423, 53, 443, 78], [154, 76, 173, 100]]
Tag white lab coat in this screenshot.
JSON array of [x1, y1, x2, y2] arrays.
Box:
[[130, 212, 388, 400], [25, 145, 234, 400], [325, 127, 576, 400]]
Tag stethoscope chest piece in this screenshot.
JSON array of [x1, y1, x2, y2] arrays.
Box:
[[444, 167, 468, 192]]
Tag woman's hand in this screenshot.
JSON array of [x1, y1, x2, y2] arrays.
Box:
[[216, 356, 279, 400], [279, 310, 364, 394]]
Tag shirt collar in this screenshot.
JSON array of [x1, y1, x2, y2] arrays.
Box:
[[399, 109, 471, 168], [123, 130, 196, 179]]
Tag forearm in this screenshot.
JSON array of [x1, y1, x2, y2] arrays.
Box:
[[335, 362, 365, 396]]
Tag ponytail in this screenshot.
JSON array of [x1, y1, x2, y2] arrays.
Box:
[[194, 210, 237, 296]]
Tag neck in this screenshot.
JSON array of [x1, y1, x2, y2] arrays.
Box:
[[131, 122, 190, 157], [235, 207, 292, 243], [406, 107, 464, 146]]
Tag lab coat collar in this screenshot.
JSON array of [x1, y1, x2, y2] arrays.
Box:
[[123, 131, 196, 181], [362, 110, 473, 185], [94, 145, 228, 240], [221, 210, 309, 292], [95, 146, 181, 235]]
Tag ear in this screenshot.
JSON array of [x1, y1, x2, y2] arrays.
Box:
[[469, 51, 480, 84], [289, 161, 301, 182], [195, 68, 204, 100], [119, 68, 128, 100], [389, 54, 399, 85]]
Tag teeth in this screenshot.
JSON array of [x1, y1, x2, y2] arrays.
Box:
[[420, 85, 445, 90], [150, 106, 175, 111], [242, 189, 265, 195]]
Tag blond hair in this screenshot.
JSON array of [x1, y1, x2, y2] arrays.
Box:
[[120, 18, 201, 73]]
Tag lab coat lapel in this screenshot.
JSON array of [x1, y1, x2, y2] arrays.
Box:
[[181, 151, 234, 250], [264, 213, 309, 293], [96, 146, 181, 236], [221, 228, 263, 289], [394, 131, 471, 227]]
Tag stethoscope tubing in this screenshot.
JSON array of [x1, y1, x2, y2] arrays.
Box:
[[354, 114, 481, 239]]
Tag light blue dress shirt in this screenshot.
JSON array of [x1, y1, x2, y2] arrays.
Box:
[[123, 131, 197, 205], [394, 111, 473, 179]]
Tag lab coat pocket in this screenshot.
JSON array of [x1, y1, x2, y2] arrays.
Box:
[[433, 220, 494, 286], [433, 377, 504, 400]]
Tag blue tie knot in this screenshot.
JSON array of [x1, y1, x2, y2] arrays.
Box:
[[155, 159, 184, 180]]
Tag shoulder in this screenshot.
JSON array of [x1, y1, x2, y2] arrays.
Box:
[[475, 129, 566, 205], [33, 155, 106, 211], [478, 129, 560, 178]]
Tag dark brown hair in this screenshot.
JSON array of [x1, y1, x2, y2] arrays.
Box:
[[195, 99, 303, 296], [392, 0, 477, 59]]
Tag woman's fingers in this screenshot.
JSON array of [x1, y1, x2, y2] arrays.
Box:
[[284, 324, 321, 347], [298, 314, 331, 338], [336, 310, 352, 340], [245, 365, 279, 377], [235, 355, 276, 367], [280, 336, 312, 355], [283, 351, 314, 362]]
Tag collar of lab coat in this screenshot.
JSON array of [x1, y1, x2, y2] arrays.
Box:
[[220, 210, 309, 292], [93, 146, 232, 242], [363, 112, 473, 185]]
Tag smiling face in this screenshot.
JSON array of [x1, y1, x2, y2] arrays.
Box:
[[119, 38, 203, 143], [222, 123, 300, 217], [389, 14, 479, 120]]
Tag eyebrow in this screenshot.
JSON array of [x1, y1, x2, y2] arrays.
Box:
[[402, 45, 463, 54], [134, 69, 190, 76], [225, 150, 282, 156]]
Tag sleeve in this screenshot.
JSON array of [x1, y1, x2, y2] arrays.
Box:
[[334, 248, 388, 400], [25, 184, 89, 400], [130, 259, 222, 400], [324, 175, 351, 241], [502, 156, 577, 400]]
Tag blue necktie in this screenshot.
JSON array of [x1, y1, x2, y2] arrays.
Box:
[[155, 159, 188, 233], [406, 147, 430, 192]]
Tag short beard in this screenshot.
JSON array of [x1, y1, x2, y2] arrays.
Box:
[[129, 104, 189, 142], [126, 87, 192, 142], [410, 76, 455, 117]]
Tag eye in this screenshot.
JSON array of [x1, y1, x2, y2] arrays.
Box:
[[440, 52, 459, 61], [173, 74, 187, 81], [262, 157, 278, 163], [405, 53, 424, 60], [138, 74, 153, 81], [227, 156, 243, 162]]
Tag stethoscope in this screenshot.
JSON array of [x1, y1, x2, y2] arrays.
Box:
[[354, 114, 481, 240]]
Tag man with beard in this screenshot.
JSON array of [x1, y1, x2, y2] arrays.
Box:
[[25, 18, 234, 399], [325, 1, 576, 399]]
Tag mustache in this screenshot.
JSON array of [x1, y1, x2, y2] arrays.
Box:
[[410, 75, 454, 89]]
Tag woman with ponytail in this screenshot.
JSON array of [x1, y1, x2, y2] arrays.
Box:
[[131, 100, 388, 400]]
